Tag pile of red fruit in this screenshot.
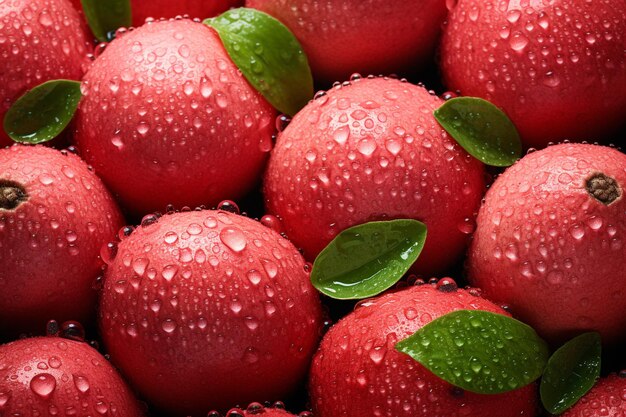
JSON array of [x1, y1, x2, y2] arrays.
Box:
[[0, 0, 624, 416]]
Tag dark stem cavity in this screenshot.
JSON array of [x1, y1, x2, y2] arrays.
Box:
[[586, 173, 621, 205], [0, 180, 28, 210]]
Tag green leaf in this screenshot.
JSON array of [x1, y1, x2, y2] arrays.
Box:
[[434, 97, 522, 167], [4, 80, 82, 144], [81, 0, 132, 42], [204, 8, 313, 116], [540, 332, 601, 415], [396, 310, 549, 394], [310, 219, 427, 300]]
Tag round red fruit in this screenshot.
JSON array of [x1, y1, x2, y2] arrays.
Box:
[[216, 402, 303, 417], [0, 0, 91, 147], [440, 0, 626, 149], [99, 210, 323, 416], [0, 336, 145, 416], [264, 77, 485, 275], [0, 145, 124, 335], [75, 19, 276, 215], [468, 143, 626, 344], [246, 0, 447, 83], [309, 281, 538, 417]]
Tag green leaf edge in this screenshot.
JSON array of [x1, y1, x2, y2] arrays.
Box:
[[540, 332, 602, 415], [310, 219, 427, 300], [434, 96, 522, 167], [80, 0, 132, 42], [204, 8, 314, 116], [395, 309, 550, 395], [3, 79, 82, 144]]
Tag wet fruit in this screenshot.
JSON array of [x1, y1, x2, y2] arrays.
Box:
[[71, 0, 241, 27], [440, 0, 626, 149], [309, 281, 538, 417], [99, 210, 323, 416], [212, 402, 305, 416], [0, 145, 124, 335], [0, 336, 145, 416], [0, 0, 91, 146], [264, 77, 485, 275], [246, 0, 447, 83], [468, 143, 626, 344], [74, 19, 276, 215], [562, 373, 626, 417]]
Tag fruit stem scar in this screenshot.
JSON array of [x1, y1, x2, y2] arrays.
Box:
[[585, 173, 621, 205], [0, 180, 28, 210]]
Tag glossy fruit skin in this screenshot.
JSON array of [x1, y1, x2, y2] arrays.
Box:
[[309, 283, 538, 417], [0, 0, 91, 147], [74, 19, 276, 215], [440, 0, 626, 149], [0, 337, 145, 416], [70, 0, 241, 26], [220, 403, 301, 416], [562, 374, 626, 417], [468, 144, 626, 345], [99, 210, 323, 416], [246, 0, 447, 83], [264, 77, 485, 275], [0, 145, 124, 335]]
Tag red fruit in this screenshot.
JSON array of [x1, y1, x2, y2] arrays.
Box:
[[562, 374, 626, 417], [74, 19, 276, 215], [440, 0, 626, 149], [0, 145, 124, 334], [99, 210, 323, 416], [0, 0, 91, 147], [246, 0, 447, 83], [216, 402, 304, 417], [0, 336, 145, 416], [264, 77, 485, 274], [468, 143, 626, 344], [70, 0, 241, 27], [309, 281, 538, 417]]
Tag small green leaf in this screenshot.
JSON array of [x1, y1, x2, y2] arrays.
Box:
[[204, 8, 313, 116], [81, 0, 132, 42], [4, 80, 82, 144], [396, 310, 549, 394], [540, 332, 601, 415], [434, 97, 522, 167], [310, 220, 427, 300]]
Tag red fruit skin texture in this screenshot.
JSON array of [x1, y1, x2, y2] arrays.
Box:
[[223, 404, 299, 416], [99, 210, 323, 416], [440, 0, 626, 149], [468, 143, 626, 345], [309, 284, 538, 417], [562, 374, 626, 417], [264, 77, 485, 275], [74, 19, 276, 215], [0, 0, 91, 147], [69, 0, 242, 26], [0, 337, 145, 416], [0, 145, 124, 334], [246, 0, 447, 83]]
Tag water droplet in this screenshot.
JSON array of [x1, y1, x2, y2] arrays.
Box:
[[30, 374, 56, 398], [220, 227, 247, 252], [72, 375, 90, 393]]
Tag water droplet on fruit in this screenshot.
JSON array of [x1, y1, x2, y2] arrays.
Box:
[[72, 375, 90, 393], [217, 200, 240, 214], [30, 373, 56, 398], [220, 227, 247, 252]]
